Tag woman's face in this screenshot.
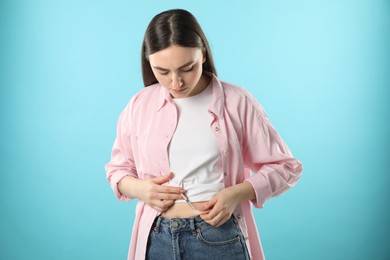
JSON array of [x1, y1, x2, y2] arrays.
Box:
[[148, 45, 206, 98]]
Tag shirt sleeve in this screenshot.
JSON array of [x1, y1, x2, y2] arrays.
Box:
[[105, 99, 138, 202], [241, 91, 303, 208]]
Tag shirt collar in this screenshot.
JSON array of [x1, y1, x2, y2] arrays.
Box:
[[206, 72, 224, 118], [157, 84, 173, 112], [156, 72, 224, 118]]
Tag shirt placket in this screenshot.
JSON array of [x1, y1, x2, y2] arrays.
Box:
[[160, 102, 178, 174], [209, 112, 230, 188]]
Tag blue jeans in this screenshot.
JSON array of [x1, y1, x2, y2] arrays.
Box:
[[146, 215, 250, 260]]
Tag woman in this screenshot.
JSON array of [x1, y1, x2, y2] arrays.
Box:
[[106, 9, 302, 260]]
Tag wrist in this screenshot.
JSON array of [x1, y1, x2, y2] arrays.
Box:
[[231, 181, 256, 203], [118, 176, 141, 199]]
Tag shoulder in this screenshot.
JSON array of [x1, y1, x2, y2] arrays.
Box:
[[118, 83, 161, 124], [124, 83, 160, 110], [220, 80, 267, 116], [220, 81, 251, 99], [218, 79, 258, 104], [132, 83, 160, 104]]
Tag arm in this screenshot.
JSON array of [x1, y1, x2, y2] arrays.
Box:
[[200, 91, 302, 226], [105, 100, 185, 210], [105, 106, 138, 202], [242, 91, 303, 208]]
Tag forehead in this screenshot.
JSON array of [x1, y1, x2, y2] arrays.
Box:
[[148, 45, 202, 67]]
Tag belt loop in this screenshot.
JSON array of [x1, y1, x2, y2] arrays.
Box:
[[231, 214, 237, 225], [154, 216, 162, 233], [190, 217, 196, 236]]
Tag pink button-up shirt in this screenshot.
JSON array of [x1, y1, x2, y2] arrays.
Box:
[[105, 73, 302, 260]]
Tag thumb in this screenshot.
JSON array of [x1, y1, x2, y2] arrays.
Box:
[[199, 197, 217, 211], [153, 172, 174, 185]]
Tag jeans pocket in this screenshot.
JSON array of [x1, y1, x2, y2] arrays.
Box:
[[196, 218, 241, 247], [197, 231, 241, 246]]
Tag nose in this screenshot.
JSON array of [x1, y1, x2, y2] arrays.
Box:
[[172, 74, 183, 89]]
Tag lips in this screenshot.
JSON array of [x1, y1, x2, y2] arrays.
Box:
[[172, 87, 187, 93]]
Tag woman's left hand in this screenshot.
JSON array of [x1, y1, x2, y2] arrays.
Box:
[[197, 186, 241, 227], [198, 182, 255, 227]]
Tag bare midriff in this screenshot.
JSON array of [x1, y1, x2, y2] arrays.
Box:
[[161, 201, 208, 218]]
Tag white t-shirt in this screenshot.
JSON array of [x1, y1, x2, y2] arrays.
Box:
[[168, 83, 224, 202]]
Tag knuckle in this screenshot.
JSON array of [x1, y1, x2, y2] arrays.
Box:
[[148, 193, 155, 200]]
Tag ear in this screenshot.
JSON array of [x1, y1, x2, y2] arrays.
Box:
[[202, 53, 206, 63]]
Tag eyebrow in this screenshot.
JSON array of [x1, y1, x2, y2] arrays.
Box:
[[152, 61, 194, 71]]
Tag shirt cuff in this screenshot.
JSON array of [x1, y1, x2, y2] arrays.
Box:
[[108, 170, 133, 202], [245, 171, 273, 208]]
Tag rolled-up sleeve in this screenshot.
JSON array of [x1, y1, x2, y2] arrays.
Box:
[[242, 92, 303, 208], [105, 99, 138, 201]]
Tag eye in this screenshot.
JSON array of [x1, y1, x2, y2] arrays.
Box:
[[158, 71, 169, 76], [181, 66, 193, 72]]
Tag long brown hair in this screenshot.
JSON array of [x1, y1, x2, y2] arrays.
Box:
[[141, 9, 217, 87]]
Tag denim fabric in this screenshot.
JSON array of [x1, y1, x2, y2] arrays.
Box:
[[146, 215, 250, 260]]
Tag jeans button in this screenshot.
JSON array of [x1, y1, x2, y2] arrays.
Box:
[[171, 220, 179, 228]]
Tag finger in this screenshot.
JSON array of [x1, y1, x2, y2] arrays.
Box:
[[150, 200, 168, 212], [198, 197, 217, 211], [199, 203, 222, 221], [214, 215, 230, 227], [196, 201, 211, 211], [149, 202, 164, 212], [154, 184, 185, 195], [199, 210, 215, 221], [153, 172, 174, 185], [152, 192, 184, 201], [152, 206, 163, 212], [164, 193, 185, 200], [155, 199, 175, 212], [200, 207, 226, 222], [205, 211, 226, 227], [200, 212, 216, 221], [213, 212, 232, 227], [151, 188, 185, 202], [196, 209, 211, 215]]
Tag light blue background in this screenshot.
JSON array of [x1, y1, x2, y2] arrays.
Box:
[[1, 1, 389, 259]]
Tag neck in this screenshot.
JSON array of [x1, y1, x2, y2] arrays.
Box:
[[187, 74, 211, 97]]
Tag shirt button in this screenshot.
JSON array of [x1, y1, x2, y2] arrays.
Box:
[[224, 172, 227, 176], [224, 149, 229, 155], [214, 126, 220, 132]]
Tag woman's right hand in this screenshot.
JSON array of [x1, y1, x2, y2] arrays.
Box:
[[120, 172, 185, 212], [139, 172, 186, 212]]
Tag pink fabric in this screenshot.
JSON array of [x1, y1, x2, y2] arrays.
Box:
[[105, 73, 303, 260]]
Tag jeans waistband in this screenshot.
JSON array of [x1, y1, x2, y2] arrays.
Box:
[[153, 215, 199, 234], [152, 215, 237, 234]]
